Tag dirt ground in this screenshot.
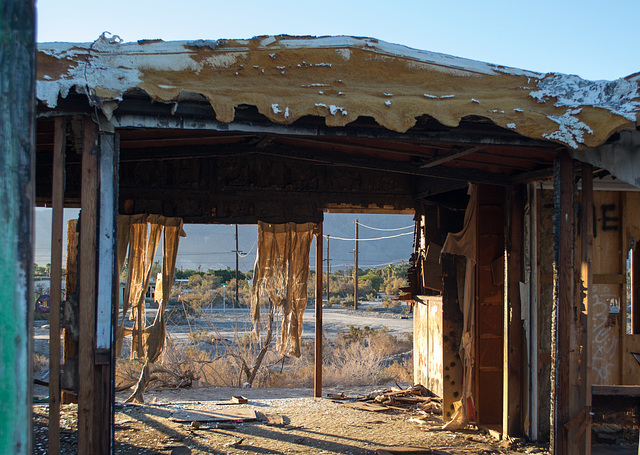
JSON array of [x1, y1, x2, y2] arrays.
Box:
[[33, 385, 551, 455], [31, 307, 636, 454]]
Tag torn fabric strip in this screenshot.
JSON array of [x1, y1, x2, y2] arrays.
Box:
[[251, 221, 316, 357]]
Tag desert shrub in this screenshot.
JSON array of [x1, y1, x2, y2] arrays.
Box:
[[382, 297, 400, 309], [379, 358, 413, 383], [341, 298, 354, 308]]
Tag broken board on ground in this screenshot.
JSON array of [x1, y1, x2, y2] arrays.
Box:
[[169, 408, 257, 423], [343, 402, 390, 412], [213, 396, 249, 405]]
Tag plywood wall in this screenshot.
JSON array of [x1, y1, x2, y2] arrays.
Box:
[[591, 191, 623, 385], [414, 297, 444, 397]]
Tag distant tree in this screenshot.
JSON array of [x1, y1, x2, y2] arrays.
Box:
[[360, 270, 383, 291], [384, 276, 407, 296]]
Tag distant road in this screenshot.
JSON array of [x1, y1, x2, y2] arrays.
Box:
[[33, 305, 413, 345]]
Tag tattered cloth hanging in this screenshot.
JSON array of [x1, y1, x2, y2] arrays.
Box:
[[251, 221, 316, 358], [115, 214, 185, 403], [441, 184, 477, 430]]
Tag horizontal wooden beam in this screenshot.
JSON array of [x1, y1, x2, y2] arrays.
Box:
[[111, 112, 556, 148], [419, 146, 484, 168], [592, 385, 640, 396]]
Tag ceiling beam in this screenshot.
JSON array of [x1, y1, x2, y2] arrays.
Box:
[[111, 112, 555, 148], [419, 146, 484, 169]]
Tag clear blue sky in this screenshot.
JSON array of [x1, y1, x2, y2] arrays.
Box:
[[37, 0, 638, 80]]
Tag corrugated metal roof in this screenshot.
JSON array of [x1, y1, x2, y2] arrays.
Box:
[[37, 34, 640, 150]]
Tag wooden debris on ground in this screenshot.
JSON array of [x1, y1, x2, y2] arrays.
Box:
[[334, 384, 442, 417], [169, 408, 257, 423], [375, 447, 433, 454], [213, 395, 248, 405]]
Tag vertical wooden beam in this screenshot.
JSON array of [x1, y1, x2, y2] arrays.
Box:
[[62, 219, 79, 404], [577, 163, 594, 455], [633, 246, 640, 334], [326, 235, 330, 302], [354, 220, 359, 310], [314, 223, 323, 398], [78, 120, 99, 454], [504, 185, 524, 436], [0, 1, 35, 453], [96, 132, 118, 453], [530, 186, 540, 441], [552, 151, 575, 454], [49, 116, 66, 454]]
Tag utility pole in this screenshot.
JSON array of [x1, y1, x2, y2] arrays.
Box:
[[354, 219, 359, 310], [326, 235, 330, 303]]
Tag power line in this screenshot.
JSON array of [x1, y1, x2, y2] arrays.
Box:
[[356, 222, 414, 232], [238, 237, 257, 258], [325, 231, 413, 242]]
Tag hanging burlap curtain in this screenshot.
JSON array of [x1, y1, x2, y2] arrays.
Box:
[[116, 215, 185, 403], [251, 221, 316, 357]]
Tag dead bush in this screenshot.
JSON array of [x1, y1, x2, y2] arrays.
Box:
[[33, 354, 48, 373], [382, 297, 400, 309]]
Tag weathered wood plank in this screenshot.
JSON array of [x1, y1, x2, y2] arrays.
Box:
[[62, 219, 78, 404], [0, 1, 36, 453], [552, 151, 574, 455], [504, 185, 524, 436], [97, 133, 116, 349], [77, 120, 99, 454], [578, 163, 594, 455], [592, 385, 640, 396], [314, 224, 323, 398], [49, 116, 66, 455]]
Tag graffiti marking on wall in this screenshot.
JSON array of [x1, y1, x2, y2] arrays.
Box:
[[600, 204, 619, 232], [592, 285, 619, 384]]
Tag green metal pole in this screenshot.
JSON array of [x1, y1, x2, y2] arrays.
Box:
[[0, 1, 36, 453]]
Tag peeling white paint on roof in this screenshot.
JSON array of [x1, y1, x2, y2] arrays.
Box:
[[543, 108, 594, 149], [316, 103, 347, 116], [35, 34, 639, 149], [424, 93, 455, 99], [530, 73, 640, 122]]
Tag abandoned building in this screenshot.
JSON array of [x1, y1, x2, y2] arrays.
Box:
[[2, 18, 640, 455]]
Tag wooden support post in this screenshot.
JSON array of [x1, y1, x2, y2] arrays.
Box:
[[326, 235, 330, 303], [96, 132, 118, 453], [504, 185, 524, 436], [49, 116, 66, 454], [62, 219, 79, 404], [0, 1, 35, 452], [552, 151, 575, 454], [315, 223, 323, 398], [78, 120, 99, 454], [577, 163, 594, 455], [354, 219, 359, 310]]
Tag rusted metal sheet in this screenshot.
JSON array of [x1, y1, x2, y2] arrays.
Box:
[[36, 35, 639, 150]]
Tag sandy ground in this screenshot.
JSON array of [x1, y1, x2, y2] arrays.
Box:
[[31, 306, 637, 454], [33, 385, 553, 455]]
